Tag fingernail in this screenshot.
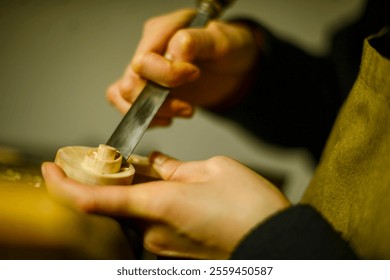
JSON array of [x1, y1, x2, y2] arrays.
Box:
[[149, 151, 168, 167]]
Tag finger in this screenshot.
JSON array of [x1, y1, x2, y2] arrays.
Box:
[[157, 97, 194, 118], [42, 162, 96, 209], [123, 96, 195, 127], [118, 72, 146, 103], [106, 80, 131, 114], [148, 152, 181, 181], [107, 70, 147, 105], [148, 152, 209, 182], [107, 80, 193, 125], [128, 9, 199, 87], [124, 9, 195, 80], [42, 162, 183, 220], [165, 21, 228, 62], [131, 52, 200, 87], [133, 9, 196, 58], [42, 162, 136, 215]]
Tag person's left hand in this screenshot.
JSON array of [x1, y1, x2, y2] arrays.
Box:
[[42, 152, 290, 259]]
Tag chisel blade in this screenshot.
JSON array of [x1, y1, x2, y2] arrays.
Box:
[[106, 82, 169, 160]]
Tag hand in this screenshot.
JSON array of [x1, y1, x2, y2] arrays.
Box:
[[42, 152, 290, 259], [106, 9, 260, 126]]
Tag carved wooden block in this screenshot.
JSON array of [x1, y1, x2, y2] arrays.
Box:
[[55, 145, 135, 185], [55, 145, 160, 186]]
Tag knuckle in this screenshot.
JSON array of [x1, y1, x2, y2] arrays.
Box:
[[208, 22, 230, 56], [169, 30, 198, 62], [206, 155, 233, 173], [208, 155, 230, 165], [131, 55, 145, 74], [175, 30, 196, 54]]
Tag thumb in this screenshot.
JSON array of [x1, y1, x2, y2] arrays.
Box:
[[149, 151, 182, 181]]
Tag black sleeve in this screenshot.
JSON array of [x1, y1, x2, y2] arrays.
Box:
[[216, 23, 344, 161], [230, 205, 357, 260]]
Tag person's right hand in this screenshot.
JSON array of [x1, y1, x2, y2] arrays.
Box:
[[106, 9, 261, 126]]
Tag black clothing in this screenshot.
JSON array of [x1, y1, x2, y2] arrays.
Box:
[[231, 205, 357, 260]]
